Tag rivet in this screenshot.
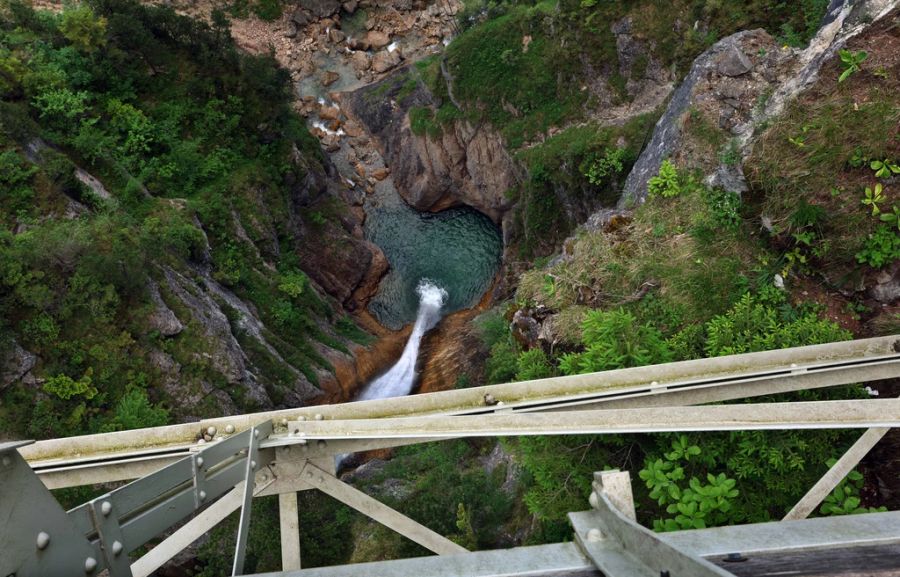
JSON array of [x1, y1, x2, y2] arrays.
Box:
[[207, 426, 217, 437], [314, 413, 324, 421], [197, 457, 204, 468], [112, 540, 123, 556], [197, 439, 206, 445], [281, 418, 288, 426], [251, 460, 257, 469], [199, 490, 207, 501], [723, 552, 748, 563], [298, 416, 307, 422], [589, 492, 600, 509], [587, 528, 604, 542], [317, 440, 327, 449], [496, 401, 505, 406], [36, 531, 50, 550], [225, 424, 235, 434], [261, 473, 268, 482], [307, 471, 314, 478], [651, 381, 659, 386], [84, 557, 98, 573], [101, 501, 112, 517], [254, 429, 260, 438]]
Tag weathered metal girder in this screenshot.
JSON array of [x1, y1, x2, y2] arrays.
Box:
[[22, 335, 900, 488]]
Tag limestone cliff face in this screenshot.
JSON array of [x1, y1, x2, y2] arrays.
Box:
[[342, 70, 521, 225]]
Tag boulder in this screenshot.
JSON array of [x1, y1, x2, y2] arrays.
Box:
[[870, 263, 900, 304], [350, 50, 370, 71], [717, 43, 753, 76], [366, 30, 391, 49], [321, 70, 341, 86], [291, 8, 312, 27], [329, 28, 346, 43], [371, 50, 402, 73], [319, 105, 342, 121], [300, 0, 340, 18]]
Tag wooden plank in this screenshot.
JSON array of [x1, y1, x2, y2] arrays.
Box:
[[711, 544, 900, 576]]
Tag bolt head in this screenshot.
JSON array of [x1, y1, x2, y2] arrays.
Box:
[[36, 531, 50, 550], [589, 491, 600, 509], [281, 418, 288, 426], [207, 426, 217, 437], [225, 424, 235, 434], [314, 413, 324, 421], [101, 501, 112, 517], [197, 438, 206, 445], [199, 490, 207, 501], [261, 473, 268, 482], [197, 457, 204, 468], [298, 416, 307, 422], [112, 541, 123, 556], [587, 528, 604, 542], [251, 460, 257, 469], [84, 557, 98, 573]]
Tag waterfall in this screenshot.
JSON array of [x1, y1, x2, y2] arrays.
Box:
[[336, 281, 446, 472], [358, 280, 448, 401]]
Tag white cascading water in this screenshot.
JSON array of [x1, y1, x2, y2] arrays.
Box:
[[358, 279, 448, 401], [337, 281, 447, 470]]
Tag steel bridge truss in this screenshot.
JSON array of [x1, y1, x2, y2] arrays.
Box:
[[2, 335, 899, 577]]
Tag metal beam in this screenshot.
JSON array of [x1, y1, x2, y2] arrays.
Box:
[[233, 422, 271, 576], [302, 462, 468, 556], [279, 492, 302, 571], [662, 510, 900, 556], [783, 425, 891, 521], [570, 472, 732, 577], [272, 400, 900, 442], [252, 543, 594, 577], [21, 336, 899, 468]]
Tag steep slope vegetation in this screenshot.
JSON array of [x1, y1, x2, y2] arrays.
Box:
[[0, 0, 384, 439]]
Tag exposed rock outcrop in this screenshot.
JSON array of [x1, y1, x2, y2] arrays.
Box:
[[342, 70, 521, 224], [0, 342, 36, 392], [618, 0, 900, 207]]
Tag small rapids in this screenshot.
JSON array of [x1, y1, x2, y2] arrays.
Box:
[[358, 280, 448, 401]]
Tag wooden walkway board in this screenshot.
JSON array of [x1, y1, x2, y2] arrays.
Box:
[[711, 544, 900, 577]]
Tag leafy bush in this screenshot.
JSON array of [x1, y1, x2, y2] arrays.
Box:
[[704, 187, 741, 230], [59, 5, 108, 53], [704, 293, 850, 356], [856, 225, 900, 268], [639, 436, 739, 531], [647, 159, 681, 198], [559, 309, 672, 375], [819, 460, 887, 516], [515, 348, 554, 380]]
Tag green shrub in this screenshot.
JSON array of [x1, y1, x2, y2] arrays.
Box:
[[639, 436, 739, 531], [647, 159, 681, 198], [856, 225, 900, 268], [819, 460, 888, 516], [559, 309, 672, 375], [515, 348, 554, 380]]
